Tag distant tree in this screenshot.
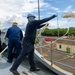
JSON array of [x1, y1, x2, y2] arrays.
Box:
[[41, 27, 75, 36]]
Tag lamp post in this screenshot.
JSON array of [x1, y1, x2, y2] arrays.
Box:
[[57, 13, 59, 37], [37, 0, 42, 54], [38, 0, 40, 20]]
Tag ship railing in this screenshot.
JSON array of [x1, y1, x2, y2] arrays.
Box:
[[35, 36, 75, 75]]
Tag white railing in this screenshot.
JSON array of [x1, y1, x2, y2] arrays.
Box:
[[35, 36, 75, 75]]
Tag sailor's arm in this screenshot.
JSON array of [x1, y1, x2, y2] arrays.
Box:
[[37, 23, 49, 29], [36, 14, 57, 25]]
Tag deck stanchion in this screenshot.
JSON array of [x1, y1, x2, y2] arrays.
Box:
[[50, 39, 53, 66], [39, 36, 42, 54]]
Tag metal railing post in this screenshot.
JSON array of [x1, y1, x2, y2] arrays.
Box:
[[50, 40, 53, 66], [39, 37, 42, 54]]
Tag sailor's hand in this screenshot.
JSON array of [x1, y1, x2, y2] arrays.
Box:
[[51, 14, 57, 18], [45, 23, 49, 26], [47, 23, 49, 26]]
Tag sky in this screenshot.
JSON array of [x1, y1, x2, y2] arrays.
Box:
[[0, 0, 75, 31]]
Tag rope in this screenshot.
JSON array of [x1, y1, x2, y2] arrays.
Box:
[[52, 18, 71, 44], [37, 23, 48, 37], [35, 15, 72, 48]]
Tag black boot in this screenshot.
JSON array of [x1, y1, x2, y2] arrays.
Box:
[[30, 67, 40, 71], [10, 68, 20, 75], [7, 60, 12, 63]]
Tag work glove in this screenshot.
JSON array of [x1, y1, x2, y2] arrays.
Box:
[[51, 14, 57, 18], [46, 23, 49, 26]]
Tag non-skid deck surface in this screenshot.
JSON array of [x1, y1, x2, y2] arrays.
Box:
[[0, 57, 38, 75]]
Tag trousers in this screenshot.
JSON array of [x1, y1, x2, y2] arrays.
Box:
[[0, 38, 2, 52], [11, 41, 36, 70], [8, 38, 21, 62]]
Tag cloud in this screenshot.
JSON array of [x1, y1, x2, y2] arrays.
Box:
[[0, 0, 47, 30], [63, 6, 72, 13], [0, 0, 47, 17], [48, 20, 62, 28], [50, 6, 60, 12], [0, 14, 27, 30], [71, 0, 74, 2], [47, 12, 55, 15], [73, 11, 75, 13], [41, 2, 60, 13], [0, 0, 75, 31], [47, 19, 75, 29]]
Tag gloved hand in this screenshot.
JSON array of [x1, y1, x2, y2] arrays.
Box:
[[46, 23, 49, 26], [44, 23, 49, 26], [51, 14, 57, 18]]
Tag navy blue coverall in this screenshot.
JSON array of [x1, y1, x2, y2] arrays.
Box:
[[10, 15, 56, 70], [0, 30, 2, 52], [6, 25, 23, 62]]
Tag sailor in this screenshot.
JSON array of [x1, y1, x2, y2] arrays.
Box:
[[5, 21, 23, 63], [10, 13, 57, 75]]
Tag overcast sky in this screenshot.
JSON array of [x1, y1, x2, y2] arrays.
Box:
[[0, 0, 75, 30]]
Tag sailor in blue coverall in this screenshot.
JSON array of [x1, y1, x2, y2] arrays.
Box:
[[0, 30, 2, 52], [6, 22, 23, 63], [10, 14, 57, 75]]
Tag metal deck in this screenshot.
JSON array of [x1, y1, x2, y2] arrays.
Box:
[[0, 57, 56, 75], [0, 57, 38, 75]]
